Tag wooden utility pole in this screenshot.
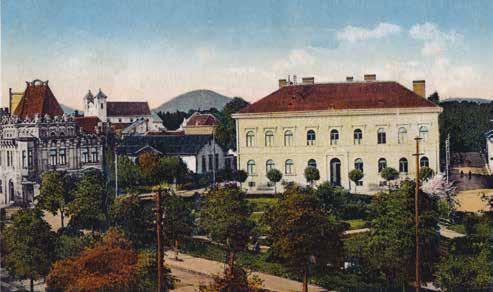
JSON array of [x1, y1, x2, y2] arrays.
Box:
[[413, 137, 422, 292], [155, 189, 163, 292]]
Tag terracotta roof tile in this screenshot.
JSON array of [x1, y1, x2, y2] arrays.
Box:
[[186, 113, 218, 127], [75, 117, 102, 134], [240, 81, 439, 114], [107, 102, 151, 117], [13, 80, 64, 118]]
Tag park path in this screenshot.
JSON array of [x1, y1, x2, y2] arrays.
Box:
[[166, 251, 326, 292]]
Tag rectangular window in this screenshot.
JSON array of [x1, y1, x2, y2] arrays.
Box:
[[356, 181, 363, 186], [22, 151, 27, 168], [208, 154, 213, 171], [82, 149, 89, 163], [50, 149, 57, 166], [59, 149, 66, 165], [214, 154, 219, 170], [28, 150, 33, 168], [91, 148, 99, 162], [202, 156, 207, 173]]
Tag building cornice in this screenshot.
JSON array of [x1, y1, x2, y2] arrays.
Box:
[[232, 107, 442, 119]]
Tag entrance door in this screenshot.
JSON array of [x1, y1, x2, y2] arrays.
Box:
[[330, 158, 341, 186]]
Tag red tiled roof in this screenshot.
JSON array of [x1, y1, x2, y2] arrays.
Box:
[[107, 102, 151, 117], [186, 113, 218, 127], [75, 117, 101, 134], [14, 80, 64, 118], [240, 81, 439, 114]]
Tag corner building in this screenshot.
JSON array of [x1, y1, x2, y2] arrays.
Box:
[[233, 76, 442, 194]]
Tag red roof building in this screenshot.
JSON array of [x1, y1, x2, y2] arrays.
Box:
[[240, 80, 438, 114], [107, 102, 151, 117], [183, 112, 218, 135], [13, 80, 64, 118], [75, 116, 102, 135]]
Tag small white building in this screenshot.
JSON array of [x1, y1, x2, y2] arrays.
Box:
[[119, 135, 229, 174], [83, 89, 161, 134], [485, 129, 493, 173]]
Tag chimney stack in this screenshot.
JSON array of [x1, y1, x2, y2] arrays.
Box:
[[364, 74, 376, 81], [302, 77, 315, 85], [278, 79, 287, 88], [346, 76, 354, 82], [413, 80, 426, 98]]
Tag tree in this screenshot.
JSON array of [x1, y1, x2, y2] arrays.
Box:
[[162, 192, 194, 260], [304, 167, 320, 186], [363, 180, 441, 287], [110, 194, 154, 248], [348, 169, 364, 192], [157, 110, 189, 130], [434, 214, 492, 289], [68, 170, 108, 232], [215, 97, 250, 150], [46, 228, 175, 291], [427, 92, 440, 105], [266, 168, 283, 194], [264, 184, 344, 292], [3, 208, 56, 292], [159, 156, 189, 184], [380, 167, 399, 189], [36, 171, 75, 228], [234, 170, 248, 189], [116, 156, 142, 192], [200, 185, 255, 278], [419, 166, 434, 181], [138, 151, 163, 185]]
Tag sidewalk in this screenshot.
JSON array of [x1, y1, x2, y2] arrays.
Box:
[[165, 251, 326, 292]]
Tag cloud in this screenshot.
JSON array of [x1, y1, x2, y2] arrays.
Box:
[[273, 49, 316, 71], [409, 22, 462, 57], [336, 22, 402, 43]]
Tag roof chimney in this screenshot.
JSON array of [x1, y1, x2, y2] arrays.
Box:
[[279, 79, 287, 88], [302, 77, 315, 85], [346, 76, 354, 82], [364, 74, 376, 81], [413, 80, 426, 98]]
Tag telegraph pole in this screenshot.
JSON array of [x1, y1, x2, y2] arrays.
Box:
[[413, 137, 423, 292], [155, 189, 163, 292]]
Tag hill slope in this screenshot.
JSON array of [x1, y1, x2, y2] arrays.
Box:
[[153, 89, 232, 114], [61, 104, 82, 115]]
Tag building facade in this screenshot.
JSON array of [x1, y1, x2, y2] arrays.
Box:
[[233, 76, 442, 194], [0, 80, 104, 205]]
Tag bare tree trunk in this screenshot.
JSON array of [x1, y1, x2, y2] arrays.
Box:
[[61, 211, 64, 229], [30, 276, 34, 292], [227, 251, 236, 277], [303, 266, 308, 292]]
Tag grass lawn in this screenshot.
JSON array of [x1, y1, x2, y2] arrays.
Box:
[[247, 197, 279, 212], [343, 219, 368, 230]]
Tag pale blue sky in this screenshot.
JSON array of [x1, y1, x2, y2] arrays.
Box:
[[2, 0, 493, 108]]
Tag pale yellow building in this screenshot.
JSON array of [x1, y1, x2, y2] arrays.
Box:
[[233, 75, 442, 194]]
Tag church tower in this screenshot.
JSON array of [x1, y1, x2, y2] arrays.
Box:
[[84, 89, 107, 121]]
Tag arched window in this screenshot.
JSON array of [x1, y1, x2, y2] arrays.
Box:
[[419, 126, 429, 140], [247, 160, 256, 175], [307, 159, 317, 169], [420, 156, 429, 168], [285, 159, 294, 175], [377, 128, 386, 144], [354, 158, 364, 172], [246, 131, 255, 147], [330, 129, 339, 145], [354, 129, 363, 144], [399, 158, 408, 173], [266, 159, 275, 173], [265, 131, 274, 147], [284, 130, 293, 146], [306, 130, 316, 146], [378, 158, 387, 172], [398, 127, 407, 144]]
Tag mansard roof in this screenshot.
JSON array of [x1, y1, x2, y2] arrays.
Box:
[[13, 79, 64, 118], [239, 81, 439, 114], [107, 102, 151, 117]]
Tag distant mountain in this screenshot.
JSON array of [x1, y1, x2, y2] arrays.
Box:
[[153, 90, 233, 114], [441, 97, 493, 104], [61, 104, 82, 115]]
